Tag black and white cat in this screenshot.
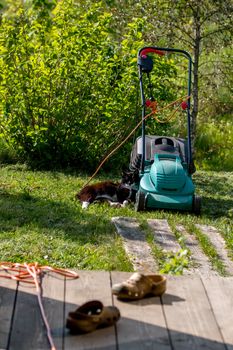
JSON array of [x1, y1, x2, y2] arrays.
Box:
[[76, 169, 139, 209]]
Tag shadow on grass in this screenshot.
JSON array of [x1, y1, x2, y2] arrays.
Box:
[[193, 172, 233, 218], [0, 190, 114, 245], [200, 196, 233, 218], [194, 172, 233, 197]]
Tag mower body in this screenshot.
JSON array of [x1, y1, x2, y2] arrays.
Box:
[[131, 135, 195, 211]]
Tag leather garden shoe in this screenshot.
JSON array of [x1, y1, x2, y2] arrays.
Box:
[[112, 272, 167, 300], [66, 300, 120, 334]]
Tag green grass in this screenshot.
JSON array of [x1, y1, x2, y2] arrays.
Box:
[[0, 164, 232, 274]]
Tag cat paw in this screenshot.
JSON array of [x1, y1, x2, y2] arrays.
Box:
[[122, 200, 129, 207], [81, 201, 90, 209], [109, 202, 121, 208]]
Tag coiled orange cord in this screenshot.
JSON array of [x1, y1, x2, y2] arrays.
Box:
[[0, 262, 79, 350]]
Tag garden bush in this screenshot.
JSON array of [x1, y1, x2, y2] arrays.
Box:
[[0, 0, 176, 171]]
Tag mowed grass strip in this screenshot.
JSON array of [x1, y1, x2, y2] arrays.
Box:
[[0, 164, 232, 273]]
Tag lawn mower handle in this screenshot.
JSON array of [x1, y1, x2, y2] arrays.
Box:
[[138, 46, 193, 173]]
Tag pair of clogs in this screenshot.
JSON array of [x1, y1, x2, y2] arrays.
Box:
[[66, 273, 166, 334]]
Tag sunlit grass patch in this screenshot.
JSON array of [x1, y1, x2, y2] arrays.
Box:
[[0, 165, 232, 274]]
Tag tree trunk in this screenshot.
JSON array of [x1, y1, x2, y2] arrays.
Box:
[[191, 10, 201, 157]]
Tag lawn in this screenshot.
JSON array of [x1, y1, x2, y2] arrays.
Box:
[[0, 164, 232, 274]]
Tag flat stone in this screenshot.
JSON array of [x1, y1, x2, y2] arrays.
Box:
[[111, 217, 158, 272], [196, 224, 233, 276], [147, 219, 181, 253], [176, 224, 217, 276]]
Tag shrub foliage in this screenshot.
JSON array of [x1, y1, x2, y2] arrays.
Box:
[[0, 0, 176, 170]]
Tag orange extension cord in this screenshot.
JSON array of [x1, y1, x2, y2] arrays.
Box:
[[0, 262, 79, 350], [81, 94, 191, 189]]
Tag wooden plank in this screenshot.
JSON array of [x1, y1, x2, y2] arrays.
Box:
[[196, 224, 233, 275], [112, 217, 158, 272], [176, 224, 217, 276], [64, 270, 117, 350], [41, 272, 66, 350], [1, 270, 233, 350], [111, 271, 171, 350], [201, 276, 233, 350], [8, 278, 50, 350], [0, 272, 18, 350], [148, 219, 181, 253], [162, 276, 226, 350]]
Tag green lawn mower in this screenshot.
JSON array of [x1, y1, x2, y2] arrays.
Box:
[[130, 46, 201, 214]]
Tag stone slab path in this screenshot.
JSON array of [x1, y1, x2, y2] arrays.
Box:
[[112, 217, 233, 276]]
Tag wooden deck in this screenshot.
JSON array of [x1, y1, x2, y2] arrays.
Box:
[[1, 271, 233, 350]]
